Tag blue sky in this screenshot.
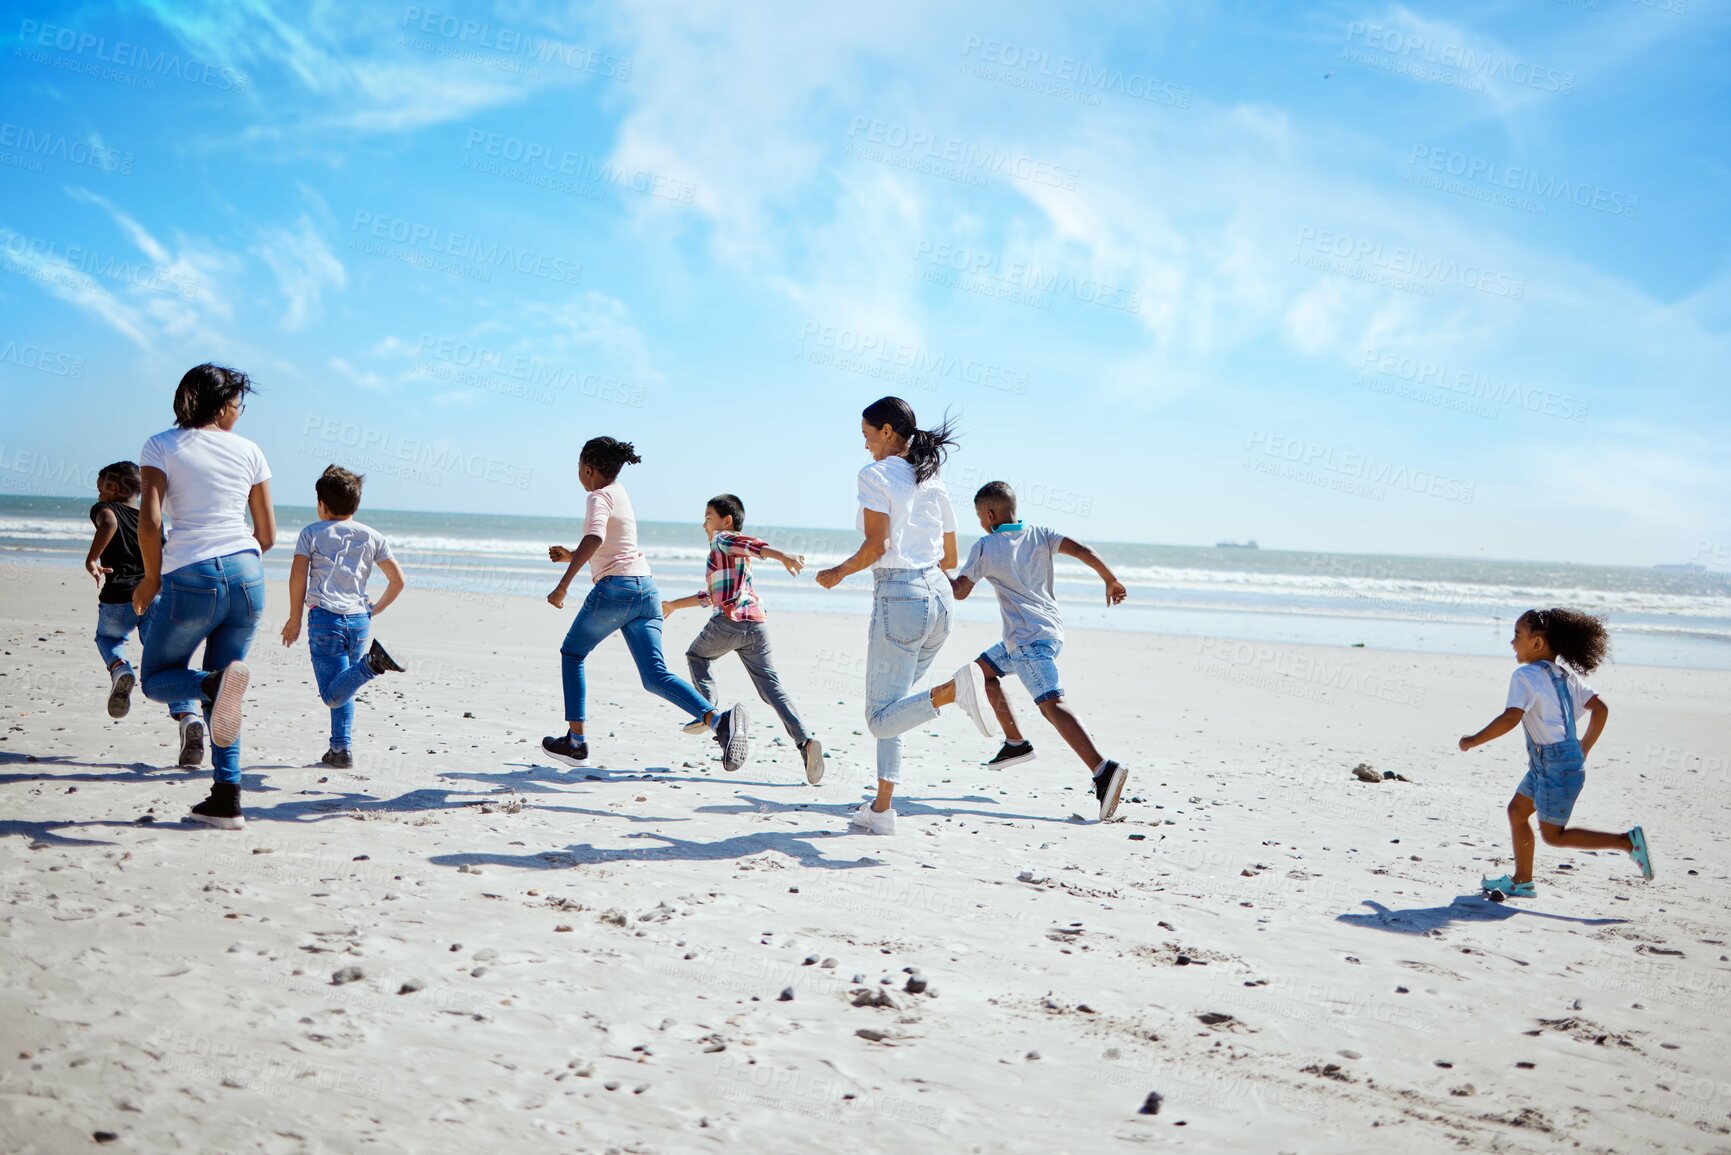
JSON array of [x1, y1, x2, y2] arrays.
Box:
[[1, 0, 1727, 566]]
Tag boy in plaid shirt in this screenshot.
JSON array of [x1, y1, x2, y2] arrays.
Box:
[[662, 494, 825, 783]]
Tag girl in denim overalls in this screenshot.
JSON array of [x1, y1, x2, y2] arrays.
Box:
[[1459, 608, 1653, 896]]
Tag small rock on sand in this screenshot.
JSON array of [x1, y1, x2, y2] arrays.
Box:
[[331, 966, 364, 985]]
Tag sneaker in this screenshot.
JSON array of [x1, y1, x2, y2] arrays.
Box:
[[799, 738, 825, 785], [1480, 874, 1536, 898], [985, 740, 1035, 769], [107, 665, 135, 719], [176, 715, 206, 769], [716, 704, 750, 772], [1093, 760, 1129, 822], [1629, 826, 1655, 881], [951, 662, 996, 739], [320, 747, 353, 770], [207, 661, 250, 748], [680, 718, 710, 735], [187, 782, 244, 831], [849, 800, 897, 835], [366, 639, 407, 675], [541, 731, 589, 767]]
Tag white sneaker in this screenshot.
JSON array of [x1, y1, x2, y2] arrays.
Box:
[[176, 715, 206, 769], [106, 664, 135, 719], [951, 662, 996, 739], [849, 801, 897, 835], [800, 738, 825, 785]]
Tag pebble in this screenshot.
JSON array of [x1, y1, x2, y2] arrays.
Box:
[[855, 1028, 887, 1042], [1139, 1091, 1163, 1116], [1025, 1051, 1040, 1061], [398, 980, 425, 995], [779, 987, 795, 1001], [331, 966, 364, 985], [820, 958, 837, 969], [905, 976, 929, 995]]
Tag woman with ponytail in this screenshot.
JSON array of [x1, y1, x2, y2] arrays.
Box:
[[1459, 607, 1654, 895], [816, 398, 999, 835], [541, 437, 750, 772]]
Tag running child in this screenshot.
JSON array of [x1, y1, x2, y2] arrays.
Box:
[[280, 466, 409, 769], [542, 437, 749, 770], [1459, 608, 1654, 896], [661, 493, 825, 784], [85, 461, 203, 766], [950, 481, 1131, 821]]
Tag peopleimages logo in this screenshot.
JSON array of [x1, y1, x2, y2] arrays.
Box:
[[1294, 227, 1525, 299], [958, 36, 1191, 107], [400, 8, 631, 78], [913, 240, 1141, 313], [846, 118, 1079, 190], [16, 19, 250, 91], [1344, 21, 1575, 93], [349, 212, 582, 285], [1408, 146, 1637, 218], [0, 122, 132, 174]]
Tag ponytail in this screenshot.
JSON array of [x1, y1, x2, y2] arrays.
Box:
[[861, 396, 959, 485], [1518, 607, 1609, 674], [579, 436, 642, 482]]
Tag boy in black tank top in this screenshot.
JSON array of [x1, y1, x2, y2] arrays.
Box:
[[86, 462, 203, 766]]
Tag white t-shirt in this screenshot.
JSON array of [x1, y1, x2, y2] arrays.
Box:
[[1506, 661, 1597, 744], [582, 482, 651, 581], [139, 427, 272, 576], [856, 456, 956, 570]]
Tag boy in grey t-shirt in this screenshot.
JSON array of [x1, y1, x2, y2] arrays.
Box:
[[950, 481, 1131, 821], [281, 466, 409, 769]]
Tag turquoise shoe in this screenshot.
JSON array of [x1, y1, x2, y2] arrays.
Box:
[[1629, 826, 1655, 881], [1481, 874, 1536, 898]]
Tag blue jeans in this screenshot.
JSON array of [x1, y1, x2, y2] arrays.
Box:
[[865, 567, 953, 784], [980, 638, 1064, 705], [308, 606, 376, 750], [140, 550, 265, 784], [560, 576, 712, 724], [96, 600, 197, 716]]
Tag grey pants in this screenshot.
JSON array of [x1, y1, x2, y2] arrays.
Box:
[[686, 616, 809, 744]]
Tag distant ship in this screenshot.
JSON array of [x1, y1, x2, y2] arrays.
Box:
[[1216, 539, 1259, 549]]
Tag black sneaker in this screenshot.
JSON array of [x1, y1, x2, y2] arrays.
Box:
[[320, 747, 353, 769], [715, 704, 750, 772], [366, 639, 407, 675], [107, 665, 135, 719], [176, 715, 206, 768], [985, 740, 1035, 769], [541, 731, 589, 767], [1093, 761, 1129, 822], [188, 782, 244, 831]]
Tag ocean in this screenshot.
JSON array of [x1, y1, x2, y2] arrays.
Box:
[[2, 495, 1727, 670]]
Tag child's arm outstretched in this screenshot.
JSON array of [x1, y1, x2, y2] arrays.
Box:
[[719, 531, 804, 576], [281, 555, 310, 646], [1058, 537, 1128, 605], [546, 536, 602, 608], [661, 594, 706, 617], [85, 508, 118, 586], [1459, 708, 1523, 752], [370, 557, 407, 617]]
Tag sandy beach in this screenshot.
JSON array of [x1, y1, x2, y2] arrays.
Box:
[[2, 567, 1728, 1154]]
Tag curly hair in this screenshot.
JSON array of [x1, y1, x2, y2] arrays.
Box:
[[1518, 607, 1609, 674], [579, 436, 642, 482], [98, 461, 141, 499]]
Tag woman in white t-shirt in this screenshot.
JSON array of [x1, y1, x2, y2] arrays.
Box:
[[816, 397, 998, 834], [135, 363, 276, 830]]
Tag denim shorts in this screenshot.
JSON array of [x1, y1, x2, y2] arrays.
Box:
[[979, 639, 1063, 705], [1516, 738, 1586, 826]]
